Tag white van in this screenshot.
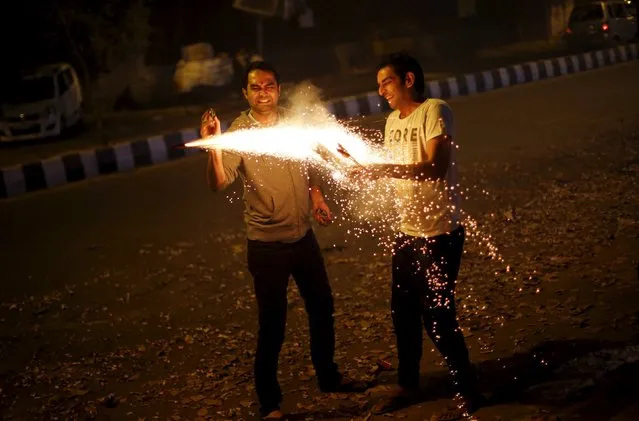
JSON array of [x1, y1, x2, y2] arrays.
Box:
[[0, 63, 83, 142], [564, 1, 638, 46]]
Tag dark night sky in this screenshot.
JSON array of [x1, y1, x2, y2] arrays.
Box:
[[146, 0, 440, 64], [2, 0, 539, 73], [1, 0, 449, 79]]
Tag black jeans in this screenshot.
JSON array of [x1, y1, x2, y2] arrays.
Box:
[[247, 230, 340, 416], [391, 226, 477, 396]]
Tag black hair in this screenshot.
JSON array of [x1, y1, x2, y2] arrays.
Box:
[[241, 61, 281, 89], [376, 52, 425, 101]]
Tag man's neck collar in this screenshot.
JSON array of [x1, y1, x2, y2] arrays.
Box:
[[248, 109, 279, 126], [397, 99, 425, 119]]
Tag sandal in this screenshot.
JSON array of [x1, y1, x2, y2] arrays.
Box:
[[430, 407, 467, 421], [430, 393, 487, 421], [261, 409, 285, 420]]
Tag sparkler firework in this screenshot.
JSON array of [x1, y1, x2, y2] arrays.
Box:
[[188, 80, 551, 414], [189, 83, 531, 320], [185, 118, 505, 262], [184, 123, 384, 169]]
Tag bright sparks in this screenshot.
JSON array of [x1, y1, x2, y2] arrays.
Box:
[[192, 81, 543, 397], [184, 123, 387, 168], [185, 118, 512, 269]]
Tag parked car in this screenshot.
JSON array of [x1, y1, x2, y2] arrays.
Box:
[[0, 63, 83, 143], [563, 0, 637, 47]]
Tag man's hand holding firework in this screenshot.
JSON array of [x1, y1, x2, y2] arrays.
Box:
[[336, 143, 384, 180], [201, 108, 228, 190], [336, 143, 363, 167], [200, 108, 221, 139], [200, 108, 225, 165]]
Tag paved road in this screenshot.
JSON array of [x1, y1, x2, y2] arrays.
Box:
[[0, 42, 579, 168], [3, 61, 637, 299], [1, 61, 638, 420]]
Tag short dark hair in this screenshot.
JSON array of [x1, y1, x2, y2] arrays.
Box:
[[376, 52, 425, 100], [242, 61, 281, 89]]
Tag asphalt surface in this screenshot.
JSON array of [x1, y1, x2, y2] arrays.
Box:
[[0, 41, 574, 168], [3, 61, 638, 299], [1, 61, 639, 420]]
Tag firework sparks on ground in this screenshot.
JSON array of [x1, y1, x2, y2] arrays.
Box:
[[190, 85, 537, 349], [186, 102, 511, 268], [189, 90, 549, 398]]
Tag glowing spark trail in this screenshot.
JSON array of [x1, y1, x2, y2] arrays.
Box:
[[189, 97, 529, 318], [184, 120, 512, 271], [191, 83, 546, 406], [184, 124, 387, 169]]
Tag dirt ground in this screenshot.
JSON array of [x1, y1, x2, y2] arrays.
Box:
[[1, 103, 638, 421]]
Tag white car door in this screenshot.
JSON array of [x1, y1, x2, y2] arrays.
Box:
[[68, 68, 83, 109], [64, 69, 81, 125], [56, 72, 71, 126]]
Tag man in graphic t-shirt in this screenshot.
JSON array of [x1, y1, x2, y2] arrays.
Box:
[[348, 53, 485, 419]]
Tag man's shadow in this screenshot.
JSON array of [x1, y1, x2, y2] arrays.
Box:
[[285, 337, 639, 420]]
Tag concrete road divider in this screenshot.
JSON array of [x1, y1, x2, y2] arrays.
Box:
[[1, 44, 637, 199]]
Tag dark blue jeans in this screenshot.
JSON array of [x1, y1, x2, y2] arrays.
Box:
[[247, 230, 340, 416], [391, 226, 477, 396]]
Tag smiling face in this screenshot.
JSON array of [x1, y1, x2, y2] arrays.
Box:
[[243, 69, 280, 114], [376, 65, 414, 111]]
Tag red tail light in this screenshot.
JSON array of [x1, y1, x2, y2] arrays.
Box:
[[602, 23, 609, 31]]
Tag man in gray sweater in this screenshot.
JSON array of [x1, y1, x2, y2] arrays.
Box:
[[201, 61, 365, 420]]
